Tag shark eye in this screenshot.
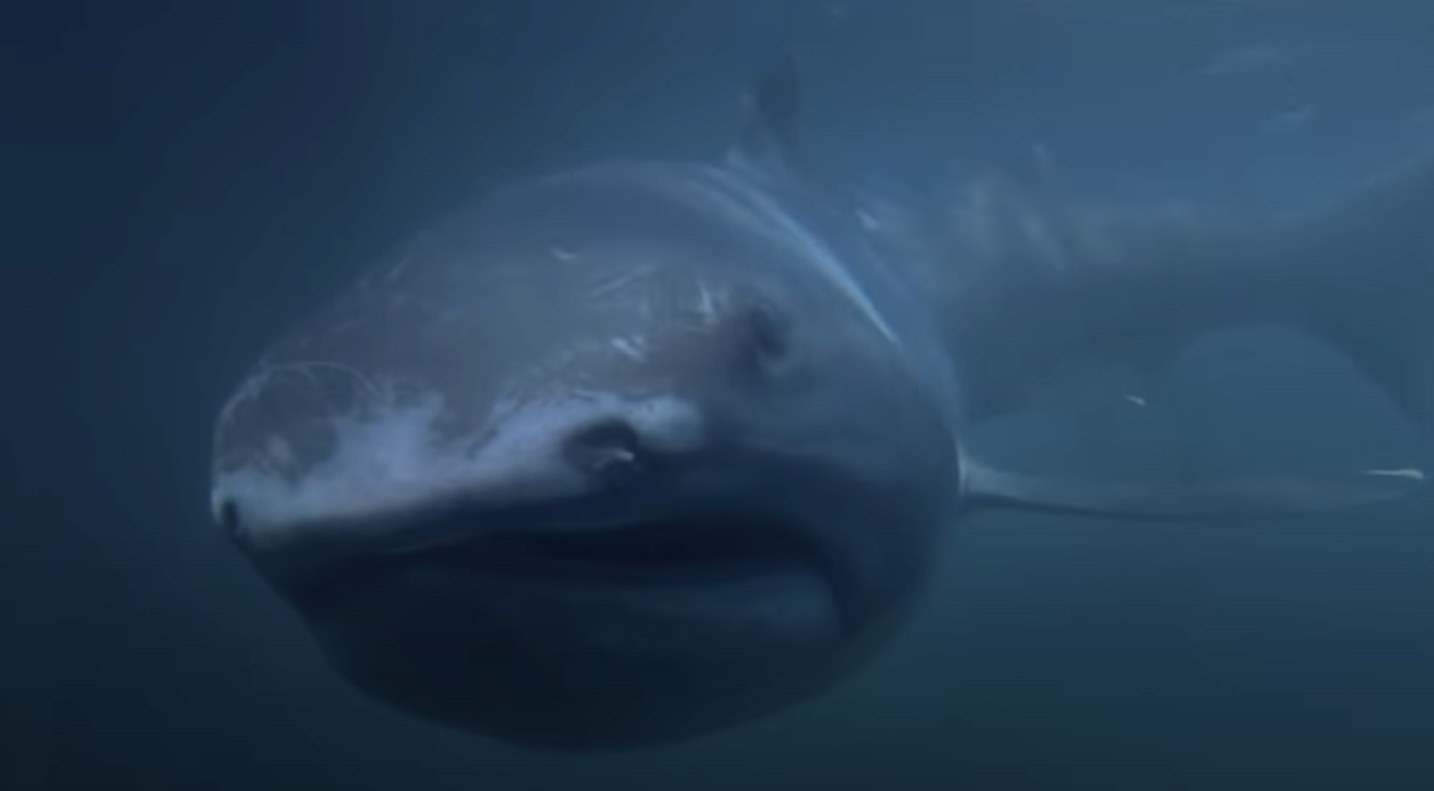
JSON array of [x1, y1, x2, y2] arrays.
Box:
[[216, 498, 241, 540], [735, 302, 794, 382], [748, 304, 789, 359]]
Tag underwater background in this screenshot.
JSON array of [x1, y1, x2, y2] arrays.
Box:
[[5, 1, 1434, 788]]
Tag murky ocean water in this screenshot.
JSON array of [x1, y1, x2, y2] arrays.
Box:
[[6, 1, 1433, 788]]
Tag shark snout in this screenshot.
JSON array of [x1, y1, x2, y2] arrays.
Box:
[[211, 392, 711, 559], [216, 387, 836, 618], [474, 393, 710, 507]]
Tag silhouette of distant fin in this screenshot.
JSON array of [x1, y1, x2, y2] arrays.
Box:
[[961, 451, 1425, 521]]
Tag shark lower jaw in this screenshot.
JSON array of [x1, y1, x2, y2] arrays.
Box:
[[269, 513, 852, 749], [277, 510, 835, 611], [301, 546, 848, 751], [418, 518, 818, 583]]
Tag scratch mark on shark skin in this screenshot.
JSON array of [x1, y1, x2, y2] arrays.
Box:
[[587, 263, 657, 301], [610, 336, 648, 361]]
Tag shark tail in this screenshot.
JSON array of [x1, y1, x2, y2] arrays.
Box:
[[1288, 147, 1434, 432]]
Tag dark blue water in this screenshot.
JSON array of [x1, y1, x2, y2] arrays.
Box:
[[6, 1, 1433, 788]]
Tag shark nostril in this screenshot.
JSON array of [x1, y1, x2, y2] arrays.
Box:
[[564, 419, 644, 481]]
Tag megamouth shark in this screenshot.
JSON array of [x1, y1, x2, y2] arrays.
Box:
[[209, 63, 1431, 750]]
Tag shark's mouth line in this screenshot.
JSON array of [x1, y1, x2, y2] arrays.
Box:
[[425, 519, 816, 584], [283, 512, 821, 608]]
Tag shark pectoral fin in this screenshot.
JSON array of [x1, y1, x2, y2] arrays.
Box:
[[960, 454, 1426, 521]]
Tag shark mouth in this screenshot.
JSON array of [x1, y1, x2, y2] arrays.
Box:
[[430, 519, 816, 584], [282, 512, 821, 608]]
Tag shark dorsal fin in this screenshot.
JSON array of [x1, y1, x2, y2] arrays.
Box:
[[728, 56, 804, 181]]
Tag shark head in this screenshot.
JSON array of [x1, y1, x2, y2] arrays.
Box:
[[207, 59, 1431, 751], [210, 158, 960, 749]]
